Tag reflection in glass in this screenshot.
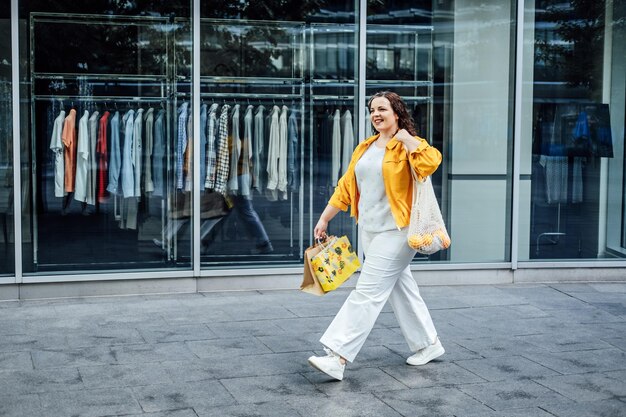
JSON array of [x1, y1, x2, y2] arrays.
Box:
[[523, 0, 626, 261], [20, 3, 193, 273], [367, 1, 516, 263], [0, 9, 13, 274], [198, 2, 359, 266]]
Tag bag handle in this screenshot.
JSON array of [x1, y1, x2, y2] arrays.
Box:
[[405, 146, 427, 204], [316, 235, 337, 252]]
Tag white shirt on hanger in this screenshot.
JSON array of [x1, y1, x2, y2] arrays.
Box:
[[49, 110, 66, 198], [277, 105, 289, 200], [74, 110, 90, 203], [331, 109, 341, 186], [133, 108, 144, 198], [253, 105, 265, 191], [341, 109, 354, 176], [239, 105, 254, 198], [266, 105, 281, 201]]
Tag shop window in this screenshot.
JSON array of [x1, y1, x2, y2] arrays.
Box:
[[519, 0, 626, 261], [20, 2, 193, 273]]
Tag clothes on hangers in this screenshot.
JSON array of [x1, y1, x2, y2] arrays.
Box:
[[152, 108, 165, 197], [96, 110, 109, 203], [143, 107, 154, 194], [341, 109, 354, 177], [214, 104, 231, 195], [49, 109, 66, 198], [265, 105, 280, 201], [46, 101, 169, 233], [253, 105, 265, 191], [364, 106, 373, 138], [50, 99, 301, 207], [74, 110, 90, 203], [176, 102, 189, 190], [239, 105, 254, 199], [227, 104, 241, 193], [107, 111, 121, 195], [204, 103, 219, 190], [86, 110, 99, 205], [266, 105, 284, 201], [287, 106, 299, 192], [278, 105, 289, 200], [132, 108, 144, 198], [121, 109, 135, 198], [62, 108, 77, 193], [538, 155, 584, 205]]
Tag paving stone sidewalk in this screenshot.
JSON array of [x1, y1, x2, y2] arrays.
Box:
[[1, 282, 625, 417]]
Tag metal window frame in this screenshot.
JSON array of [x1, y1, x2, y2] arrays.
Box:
[[11, 0, 22, 283], [192, 0, 201, 278], [510, 0, 524, 270]]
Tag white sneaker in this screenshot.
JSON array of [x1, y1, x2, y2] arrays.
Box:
[[406, 338, 445, 366], [308, 348, 345, 381]]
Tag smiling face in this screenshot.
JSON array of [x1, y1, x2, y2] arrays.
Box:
[[369, 96, 399, 135]]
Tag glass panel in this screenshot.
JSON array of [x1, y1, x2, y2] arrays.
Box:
[[519, 0, 626, 261], [198, 2, 359, 266], [0, 7, 14, 275], [367, 0, 517, 263], [19, 1, 193, 273]]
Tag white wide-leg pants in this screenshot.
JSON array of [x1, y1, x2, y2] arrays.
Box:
[[319, 228, 438, 362]]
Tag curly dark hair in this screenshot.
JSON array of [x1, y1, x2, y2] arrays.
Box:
[[367, 91, 417, 136]]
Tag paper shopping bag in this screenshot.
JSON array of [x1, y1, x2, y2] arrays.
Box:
[[310, 235, 360, 292], [300, 241, 326, 296]]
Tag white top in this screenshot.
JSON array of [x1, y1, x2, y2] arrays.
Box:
[[331, 109, 341, 186], [341, 110, 354, 176], [74, 110, 90, 203], [50, 110, 66, 198], [354, 143, 396, 232]]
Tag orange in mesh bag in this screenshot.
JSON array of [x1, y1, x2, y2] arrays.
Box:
[[407, 174, 451, 255]]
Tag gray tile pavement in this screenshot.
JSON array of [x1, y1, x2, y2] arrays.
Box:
[[0, 283, 625, 416]]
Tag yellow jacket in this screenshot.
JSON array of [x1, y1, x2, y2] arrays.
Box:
[[329, 134, 442, 228]]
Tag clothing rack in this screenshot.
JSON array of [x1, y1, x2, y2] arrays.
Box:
[[33, 73, 168, 81], [28, 10, 179, 269], [311, 95, 431, 101], [31, 95, 174, 266], [200, 76, 303, 85], [199, 92, 303, 100], [184, 91, 305, 252], [33, 96, 166, 102]]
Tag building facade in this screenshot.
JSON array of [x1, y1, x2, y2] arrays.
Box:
[[1, 0, 625, 299]]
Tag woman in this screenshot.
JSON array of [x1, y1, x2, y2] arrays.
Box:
[[308, 91, 444, 381]]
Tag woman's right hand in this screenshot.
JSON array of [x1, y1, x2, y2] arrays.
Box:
[[314, 218, 328, 241], [314, 204, 340, 241]]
